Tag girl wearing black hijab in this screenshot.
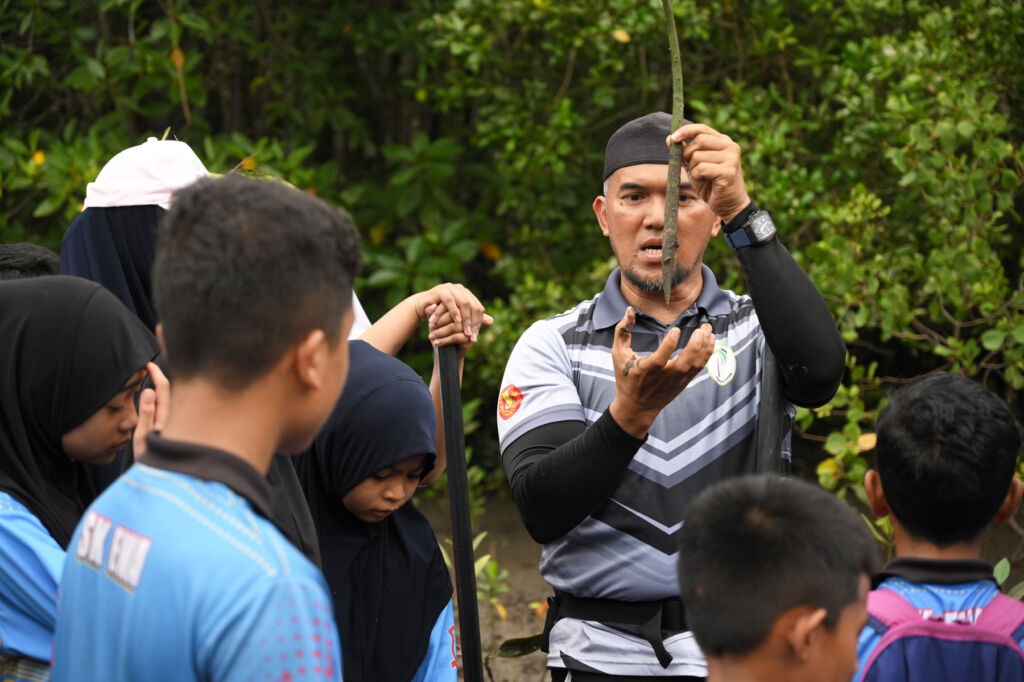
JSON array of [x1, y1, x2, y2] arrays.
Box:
[[0, 276, 159, 680], [295, 340, 457, 682]]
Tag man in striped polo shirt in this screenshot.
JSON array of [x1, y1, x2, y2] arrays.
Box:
[[496, 113, 846, 680]]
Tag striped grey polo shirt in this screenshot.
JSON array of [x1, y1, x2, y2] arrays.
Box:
[[499, 265, 793, 603]]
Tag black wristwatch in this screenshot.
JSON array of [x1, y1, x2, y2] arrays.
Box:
[[724, 209, 777, 250]]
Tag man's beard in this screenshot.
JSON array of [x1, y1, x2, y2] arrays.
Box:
[[622, 260, 696, 293]]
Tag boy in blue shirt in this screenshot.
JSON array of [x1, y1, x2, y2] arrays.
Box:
[[855, 373, 1024, 680], [51, 174, 362, 681]]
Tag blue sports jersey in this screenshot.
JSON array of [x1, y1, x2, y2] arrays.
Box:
[[51, 441, 342, 682], [412, 600, 457, 682], [0, 492, 64, 681]]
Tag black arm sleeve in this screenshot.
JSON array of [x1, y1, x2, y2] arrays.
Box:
[[502, 410, 647, 544], [727, 203, 847, 407]]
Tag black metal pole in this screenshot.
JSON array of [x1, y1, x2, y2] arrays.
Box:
[[437, 344, 485, 681], [756, 347, 790, 476]]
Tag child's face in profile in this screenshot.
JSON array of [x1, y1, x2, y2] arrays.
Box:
[[61, 368, 147, 464], [342, 454, 431, 523]]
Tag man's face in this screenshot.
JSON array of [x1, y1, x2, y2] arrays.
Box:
[[593, 163, 720, 297], [806, 573, 870, 682]]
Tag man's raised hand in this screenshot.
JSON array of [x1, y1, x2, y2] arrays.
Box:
[[609, 307, 715, 438], [667, 123, 751, 224]]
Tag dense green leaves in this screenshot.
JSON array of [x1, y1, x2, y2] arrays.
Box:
[[2, 0, 1022, 476]]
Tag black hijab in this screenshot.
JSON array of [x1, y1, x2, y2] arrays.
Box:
[[295, 341, 453, 682], [59, 205, 162, 332], [0, 276, 159, 548]]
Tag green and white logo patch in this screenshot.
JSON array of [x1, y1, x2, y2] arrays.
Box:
[[707, 343, 737, 386]]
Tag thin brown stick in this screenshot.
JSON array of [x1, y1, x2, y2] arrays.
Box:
[[661, 0, 685, 304]]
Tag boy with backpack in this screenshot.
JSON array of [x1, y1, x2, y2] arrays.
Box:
[[856, 372, 1024, 681], [51, 175, 361, 681], [678, 474, 880, 682]]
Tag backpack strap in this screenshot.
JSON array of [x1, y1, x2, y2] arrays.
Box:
[[861, 589, 1024, 681], [975, 593, 1024, 639], [866, 588, 926, 629]]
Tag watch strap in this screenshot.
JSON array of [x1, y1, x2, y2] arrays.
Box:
[[724, 206, 776, 250], [724, 227, 754, 250], [723, 201, 759, 232]]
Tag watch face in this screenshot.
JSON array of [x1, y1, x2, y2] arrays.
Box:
[[749, 212, 776, 241]]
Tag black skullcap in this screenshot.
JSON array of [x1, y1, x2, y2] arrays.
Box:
[[603, 112, 693, 181]]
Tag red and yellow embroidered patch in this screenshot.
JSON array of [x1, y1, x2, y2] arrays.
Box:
[[498, 384, 524, 420]]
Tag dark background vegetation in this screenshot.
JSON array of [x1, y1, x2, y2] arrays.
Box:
[[3, 0, 1023, 520]]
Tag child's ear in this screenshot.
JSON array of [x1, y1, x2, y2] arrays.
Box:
[[784, 605, 828, 662], [864, 469, 890, 519], [155, 323, 168, 357], [993, 477, 1024, 525], [292, 329, 329, 390]]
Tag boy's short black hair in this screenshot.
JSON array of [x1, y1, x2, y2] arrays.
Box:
[[678, 474, 879, 657], [875, 373, 1021, 547], [0, 242, 59, 280], [152, 175, 362, 390]]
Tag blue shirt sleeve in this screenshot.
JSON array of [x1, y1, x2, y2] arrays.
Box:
[[208, 574, 344, 682], [411, 600, 458, 682], [0, 492, 65, 663]]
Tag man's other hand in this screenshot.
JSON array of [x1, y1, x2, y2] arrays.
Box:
[[609, 307, 715, 438]]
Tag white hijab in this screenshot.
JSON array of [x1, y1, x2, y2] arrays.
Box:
[[84, 137, 209, 209]]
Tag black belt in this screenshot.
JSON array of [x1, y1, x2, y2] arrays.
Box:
[[542, 591, 687, 668]]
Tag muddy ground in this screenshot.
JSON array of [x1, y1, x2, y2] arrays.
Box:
[[422, 495, 550, 682]]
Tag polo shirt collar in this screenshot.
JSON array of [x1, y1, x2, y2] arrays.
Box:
[[872, 557, 996, 588], [592, 264, 732, 330], [138, 433, 274, 520]]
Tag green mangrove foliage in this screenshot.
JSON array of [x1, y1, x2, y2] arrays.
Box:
[[2, 1, 1022, 499]]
